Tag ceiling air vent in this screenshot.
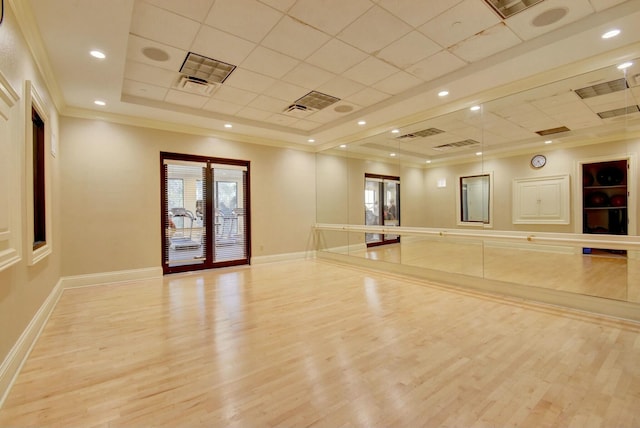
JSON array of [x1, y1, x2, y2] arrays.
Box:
[[597, 105, 640, 119], [536, 126, 570, 136], [283, 103, 314, 118], [179, 52, 236, 84], [294, 91, 340, 111], [177, 75, 219, 96], [432, 139, 480, 151], [483, 0, 545, 19], [397, 127, 445, 139], [574, 78, 628, 99]]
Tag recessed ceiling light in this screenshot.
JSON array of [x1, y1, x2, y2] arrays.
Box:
[[544, 140, 553, 144], [470, 105, 481, 111], [94, 100, 106, 106], [617, 62, 633, 70], [224, 123, 232, 128], [90, 50, 106, 59], [438, 90, 449, 97], [358, 120, 366, 126], [308, 139, 315, 143], [475, 152, 483, 156], [339, 144, 347, 148], [602, 29, 621, 39], [391, 129, 400, 134], [425, 160, 432, 164], [390, 153, 396, 157]]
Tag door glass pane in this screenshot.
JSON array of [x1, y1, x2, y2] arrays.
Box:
[[213, 166, 247, 262], [164, 161, 206, 268], [365, 178, 382, 244], [384, 180, 399, 240]]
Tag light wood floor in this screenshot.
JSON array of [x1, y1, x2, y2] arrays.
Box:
[[1, 259, 639, 427], [350, 239, 637, 302]]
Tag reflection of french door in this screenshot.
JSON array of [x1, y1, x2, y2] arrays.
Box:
[[161, 152, 250, 274], [364, 173, 400, 247]]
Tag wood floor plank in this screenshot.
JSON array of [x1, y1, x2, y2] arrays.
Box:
[[1, 259, 639, 427]]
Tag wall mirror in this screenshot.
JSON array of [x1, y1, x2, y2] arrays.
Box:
[[458, 173, 492, 226]]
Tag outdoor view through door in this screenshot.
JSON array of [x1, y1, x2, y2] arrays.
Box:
[[365, 174, 400, 247], [161, 152, 250, 274]]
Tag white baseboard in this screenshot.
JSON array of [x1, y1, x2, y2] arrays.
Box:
[[0, 266, 163, 408], [61, 266, 163, 289], [0, 278, 64, 408], [251, 250, 315, 264]]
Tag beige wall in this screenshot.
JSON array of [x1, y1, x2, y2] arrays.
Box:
[[319, 138, 640, 235], [59, 117, 317, 276], [0, 7, 62, 368]]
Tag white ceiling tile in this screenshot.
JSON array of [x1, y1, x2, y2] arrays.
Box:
[[213, 85, 259, 105], [122, 79, 169, 101], [290, 119, 322, 131], [450, 24, 522, 63], [288, 0, 373, 35], [258, 0, 296, 12], [343, 56, 399, 86], [305, 39, 369, 74], [373, 71, 423, 95], [263, 81, 309, 102], [130, 2, 200, 50], [309, 102, 362, 122], [337, 6, 412, 54], [346, 87, 391, 106], [406, 50, 466, 82], [248, 94, 290, 112], [589, 0, 627, 12], [377, 31, 442, 69], [316, 76, 366, 99], [164, 89, 209, 108], [205, 0, 283, 43], [126, 35, 187, 73], [224, 68, 276, 93], [264, 114, 299, 126], [240, 46, 299, 78], [190, 26, 257, 66], [376, 0, 465, 27], [142, 0, 215, 22], [236, 106, 273, 121], [505, 0, 594, 41], [262, 16, 331, 60], [282, 63, 336, 89], [419, 0, 500, 48], [202, 98, 244, 115], [124, 60, 179, 88]]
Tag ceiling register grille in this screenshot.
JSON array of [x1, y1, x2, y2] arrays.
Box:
[[574, 78, 629, 99], [397, 128, 445, 139], [432, 139, 480, 151], [179, 52, 236, 84], [483, 0, 545, 18]]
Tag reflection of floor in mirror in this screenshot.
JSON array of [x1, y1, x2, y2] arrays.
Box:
[[353, 240, 629, 301], [1, 259, 639, 426]]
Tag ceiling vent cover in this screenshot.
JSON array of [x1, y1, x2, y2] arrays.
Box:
[[283, 103, 314, 118], [536, 126, 570, 136], [574, 78, 628, 99], [293, 91, 340, 111], [397, 128, 445, 139], [177, 75, 219, 96], [179, 52, 236, 84], [432, 139, 480, 151], [483, 0, 545, 19], [597, 105, 640, 119]]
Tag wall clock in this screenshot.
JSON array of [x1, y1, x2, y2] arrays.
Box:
[[531, 154, 546, 168]]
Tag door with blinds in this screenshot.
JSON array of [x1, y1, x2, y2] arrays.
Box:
[[161, 152, 250, 274]]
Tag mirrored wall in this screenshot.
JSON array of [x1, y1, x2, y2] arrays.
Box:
[[315, 54, 640, 314]]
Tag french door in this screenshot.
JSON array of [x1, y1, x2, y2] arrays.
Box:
[[364, 174, 400, 247], [161, 152, 250, 274]]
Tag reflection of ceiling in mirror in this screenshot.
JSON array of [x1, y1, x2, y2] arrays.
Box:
[[346, 58, 640, 164]]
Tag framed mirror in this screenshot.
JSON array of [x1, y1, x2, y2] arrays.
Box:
[[458, 173, 493, 227]]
